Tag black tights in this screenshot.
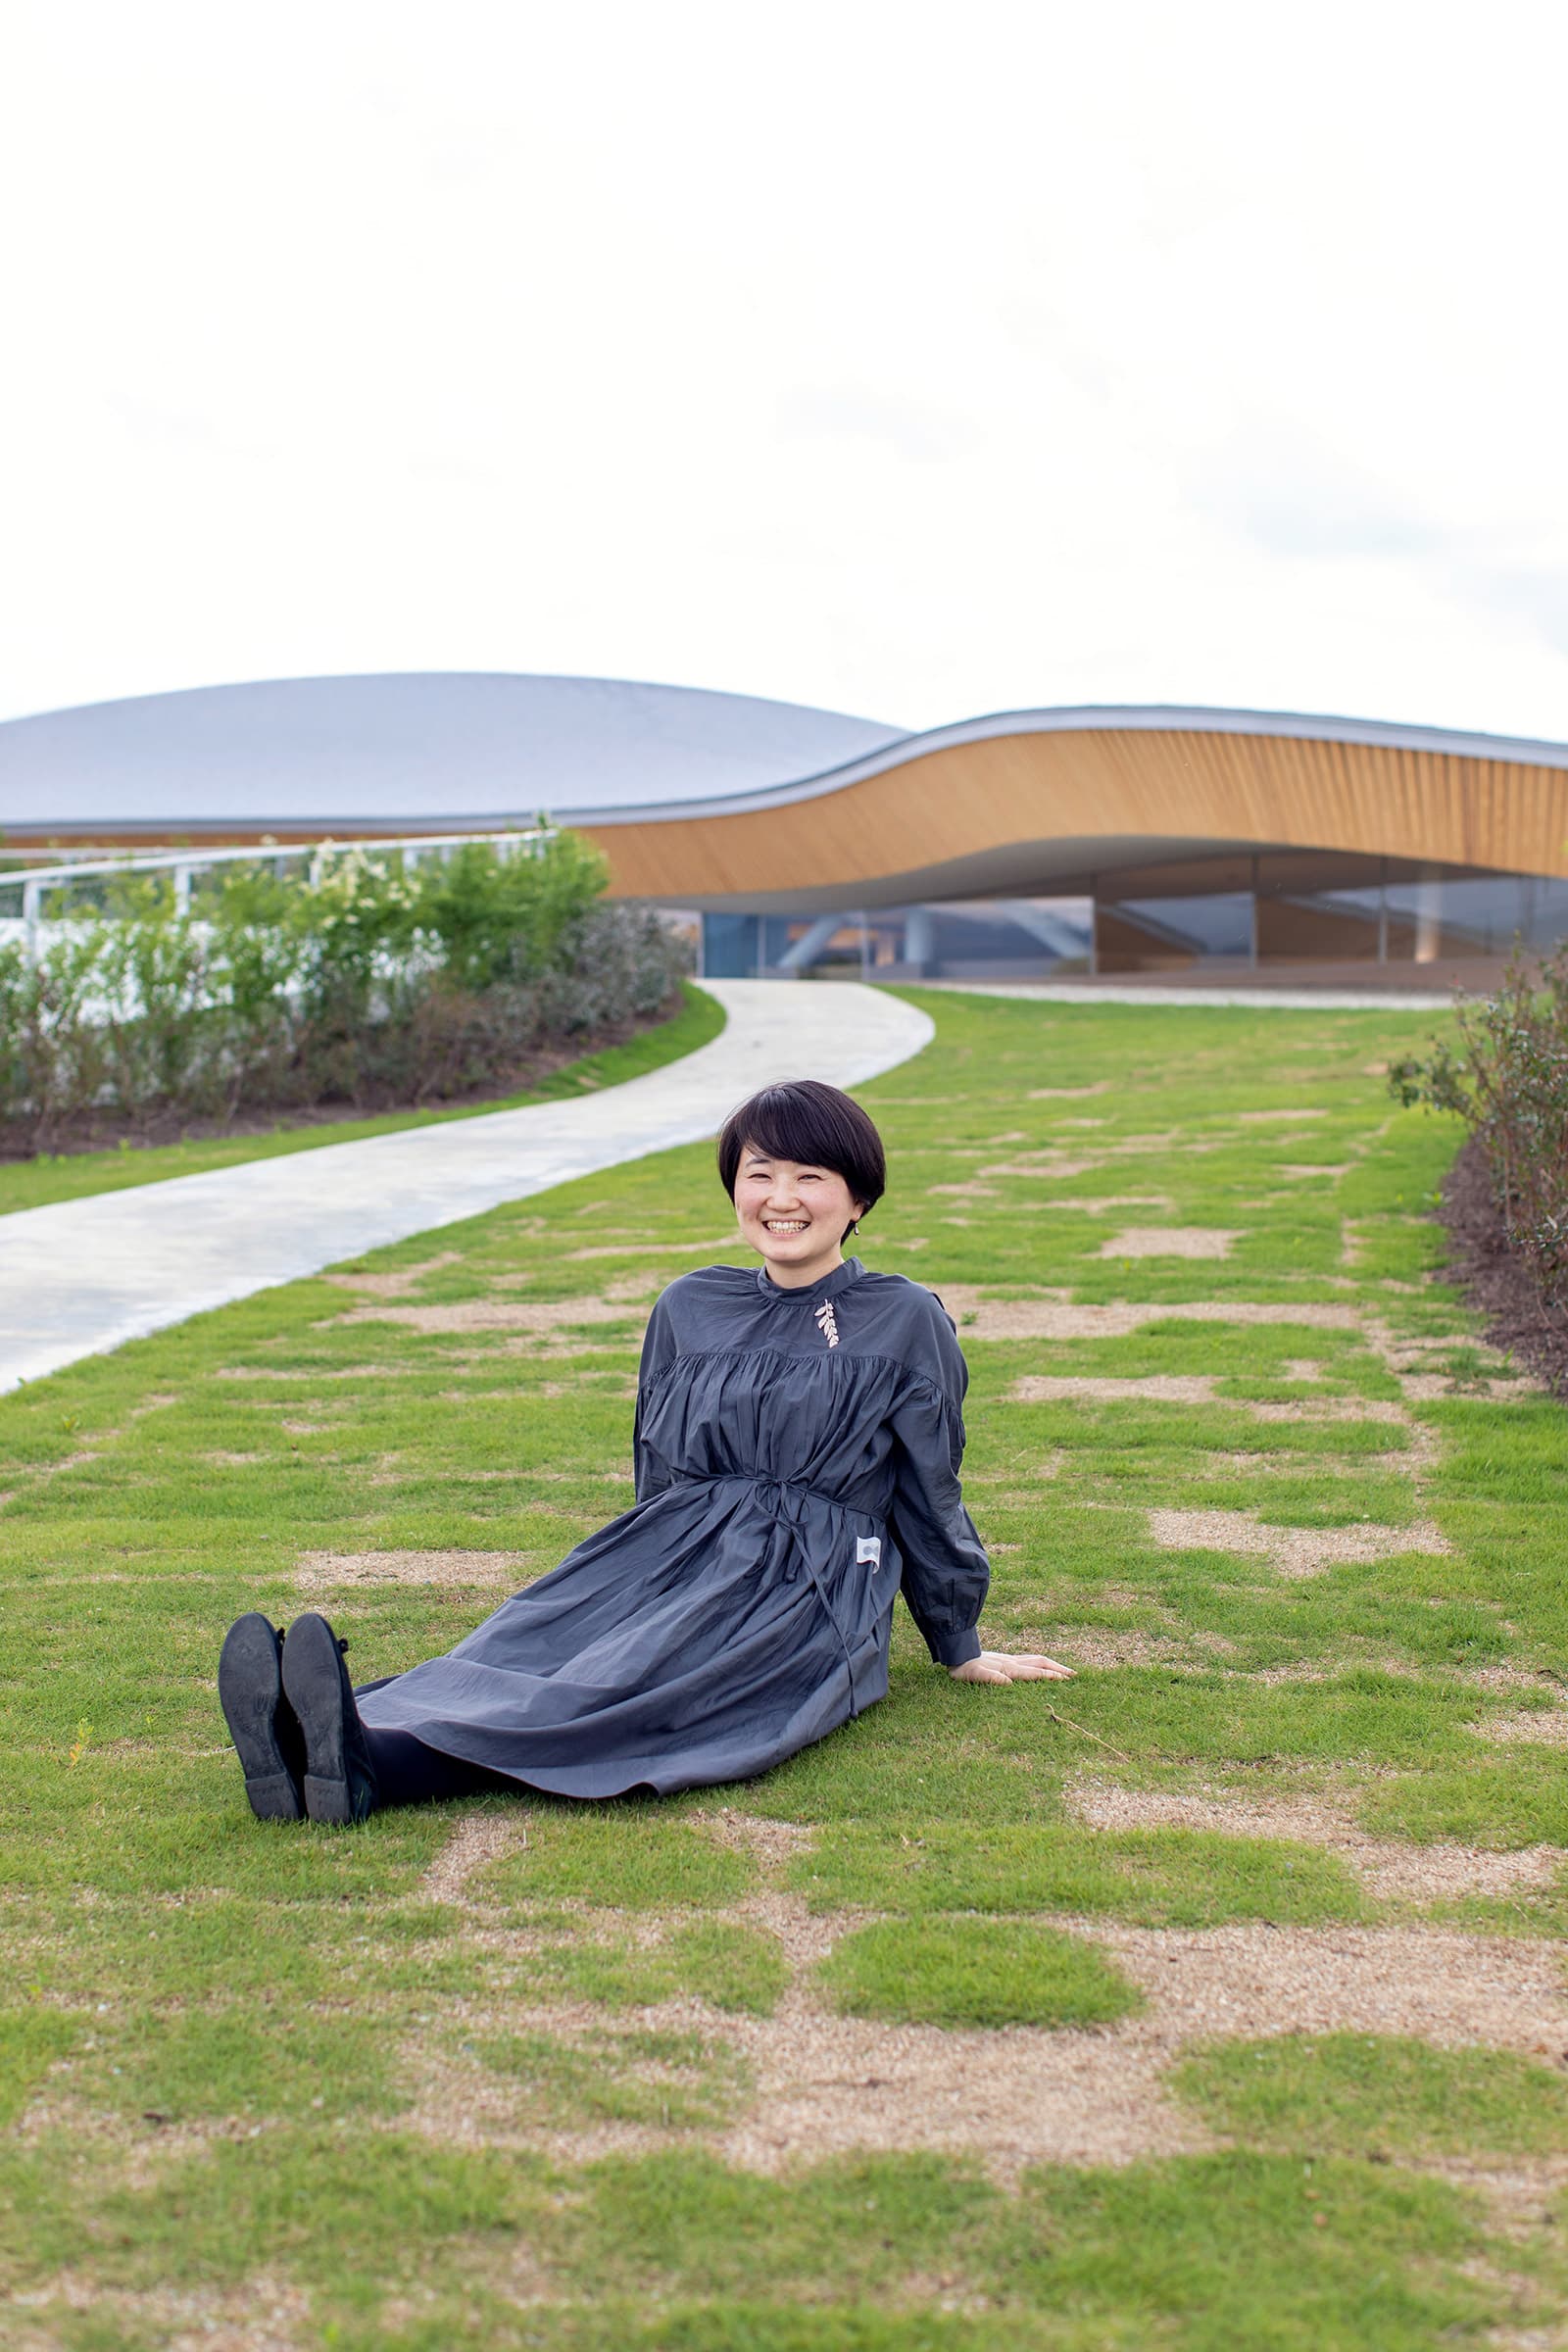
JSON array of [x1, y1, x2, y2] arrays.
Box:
[[360, 1725, 517, 1811]]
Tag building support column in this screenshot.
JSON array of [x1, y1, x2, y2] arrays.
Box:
[[903, 905, 934, 975], [777, 913, 840, 978]]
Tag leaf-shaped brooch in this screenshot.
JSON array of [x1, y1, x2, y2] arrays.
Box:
[[814, 1299, 840, 1348]]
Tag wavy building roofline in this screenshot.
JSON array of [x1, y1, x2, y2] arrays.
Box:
[[570, 701, 1568, 828], [5, 680, 1568, 939], [569, 704, 1568, 912]]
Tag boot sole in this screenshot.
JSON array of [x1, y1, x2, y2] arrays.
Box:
[[280, 1612, 355, 1824], [218, 1613, 303, 1822]]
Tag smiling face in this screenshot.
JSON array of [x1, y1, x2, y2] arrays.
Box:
[[732, 1144, 866, 1290]]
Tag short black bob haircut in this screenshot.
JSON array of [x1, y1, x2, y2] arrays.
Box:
[[717, 1081, 887, 1241]]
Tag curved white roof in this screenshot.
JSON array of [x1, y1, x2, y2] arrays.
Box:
[[7, 672, 1568, 858], [0, 671, 905, 833]]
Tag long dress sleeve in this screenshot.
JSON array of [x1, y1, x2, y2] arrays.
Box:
[[632, 1294, 679, 1504], [888, 1298, 990, 1668]]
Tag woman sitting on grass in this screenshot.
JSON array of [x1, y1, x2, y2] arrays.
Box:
[[218, 1079, 1071, 1824]]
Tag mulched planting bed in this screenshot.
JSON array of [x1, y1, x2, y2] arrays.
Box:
[[0, 1000, 680, 1162], [1438, 1134, 1568, 1398]]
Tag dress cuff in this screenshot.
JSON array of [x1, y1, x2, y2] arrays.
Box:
[[932, 1626, 982, 1668]]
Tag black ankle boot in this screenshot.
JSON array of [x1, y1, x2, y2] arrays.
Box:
[[279, 1612, 380, 1825], [218, 1612, 305, 1821]]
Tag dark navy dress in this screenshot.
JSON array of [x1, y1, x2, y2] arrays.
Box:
[[355, 1257, 990, 1796]]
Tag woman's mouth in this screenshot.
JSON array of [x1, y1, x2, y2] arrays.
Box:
[[763, 1218, 809, 1236]]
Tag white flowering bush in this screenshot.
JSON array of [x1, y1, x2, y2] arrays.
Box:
[[0, 834, 689, 1151]]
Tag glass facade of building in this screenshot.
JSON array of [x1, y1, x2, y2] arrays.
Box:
[[701, 858, 1568, 982], [1098, 858, 1568, 974], [700, 899, 1093, 982]]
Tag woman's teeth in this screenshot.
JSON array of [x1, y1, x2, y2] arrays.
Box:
[[765, 1219, 808, 1234]]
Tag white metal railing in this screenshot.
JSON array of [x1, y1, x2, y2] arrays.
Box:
[[0, 827, 555, 956]]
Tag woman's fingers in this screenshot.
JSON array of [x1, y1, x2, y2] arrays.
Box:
[[980, 1651, 1075, 1681], [951, 1651, 1076, 1684]]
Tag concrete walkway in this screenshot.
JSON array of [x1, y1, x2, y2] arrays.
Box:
[[0, 981, 933, 1394]]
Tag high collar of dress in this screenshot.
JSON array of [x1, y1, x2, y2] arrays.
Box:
[[755, 1256, 865, 1305]]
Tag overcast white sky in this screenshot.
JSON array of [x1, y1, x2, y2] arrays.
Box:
[[4, 1, 1567, 739]]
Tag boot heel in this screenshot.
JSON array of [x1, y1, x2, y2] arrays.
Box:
[[282, 1613, 380, 1826], [243, 1770, 304, 1821], [303, 1773, 354, 1826], [219, 1612, 304, 1823]]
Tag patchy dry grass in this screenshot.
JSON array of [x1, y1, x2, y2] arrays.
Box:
[[5, 986, 1568, 2347], [1096, 1226, 1241, 1259], [295, 1547, 541, 1591]]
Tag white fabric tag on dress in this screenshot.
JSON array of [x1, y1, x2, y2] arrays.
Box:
[[856, 1536, 881, 1565]]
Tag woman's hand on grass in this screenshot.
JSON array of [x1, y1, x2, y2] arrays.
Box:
[[950, 1649, 1074, 1684]]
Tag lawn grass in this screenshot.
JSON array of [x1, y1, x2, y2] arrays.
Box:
[[818, 1918, 1143, 2029], [0, 979, 723, 1216], [1171, 2032, 1568, 2158], [512, 1918, 791, 2015], [4, 983, 1568, 2347], [790, 1818, 1372, 1927]]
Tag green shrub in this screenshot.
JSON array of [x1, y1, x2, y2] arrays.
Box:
[[1390, 943, 1568, 1307], [414, 830, 612, 990], [0, 834, 690, 1150], [0, 927, 109, 1135]]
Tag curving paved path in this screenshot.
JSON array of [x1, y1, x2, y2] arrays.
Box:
[[0, 981, 933, 1395]]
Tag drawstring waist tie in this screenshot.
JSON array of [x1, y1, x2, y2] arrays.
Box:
[[694, 1472, 883, 1712]]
